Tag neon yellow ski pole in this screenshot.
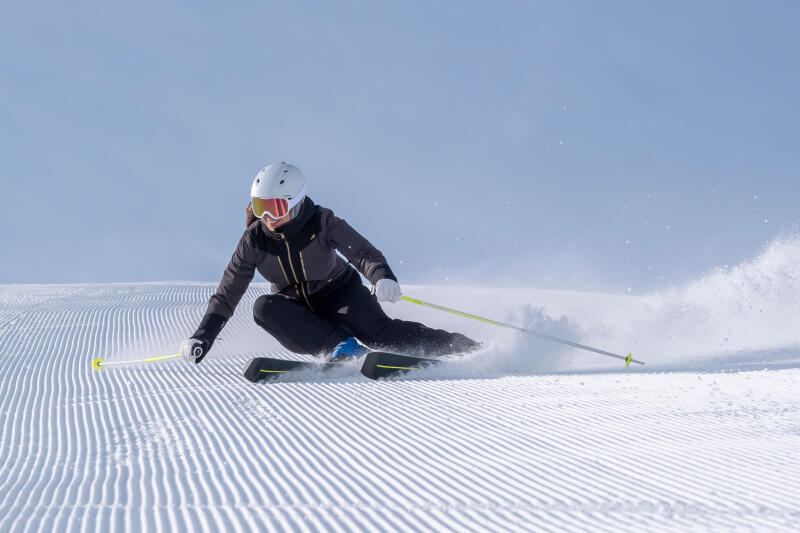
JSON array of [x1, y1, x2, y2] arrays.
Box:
[[92, 353, 181, 370], [400, 296, 644, 366]]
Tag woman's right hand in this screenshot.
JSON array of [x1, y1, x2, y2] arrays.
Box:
[[180, 338, 209, 364]]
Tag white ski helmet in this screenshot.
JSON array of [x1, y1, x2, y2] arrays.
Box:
[[250, 162, 307, 219]]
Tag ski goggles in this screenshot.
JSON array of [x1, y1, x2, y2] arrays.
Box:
[[252, 187, 306, 219]]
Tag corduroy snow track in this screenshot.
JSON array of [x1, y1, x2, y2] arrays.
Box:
[[0, 283, 799, 532]]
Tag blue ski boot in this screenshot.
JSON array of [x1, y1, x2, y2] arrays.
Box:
[[330, 337, 368, 362]]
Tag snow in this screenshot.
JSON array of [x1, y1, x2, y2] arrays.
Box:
[[1, 240, 800, 531]]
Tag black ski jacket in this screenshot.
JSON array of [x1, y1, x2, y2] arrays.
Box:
[[192, 197, 397, 345]]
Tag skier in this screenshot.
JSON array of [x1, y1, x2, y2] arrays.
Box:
[[180, 162, 478, 367]]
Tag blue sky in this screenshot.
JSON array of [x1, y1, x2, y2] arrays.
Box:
[[1, 1, 798, 292]]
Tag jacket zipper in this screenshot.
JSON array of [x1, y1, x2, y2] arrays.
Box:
[[299, 250, 310, 280], [280, 234, 314, 311], [276, 257, 292, 287]]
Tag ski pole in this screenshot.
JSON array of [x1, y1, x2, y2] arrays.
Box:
[[92, 353, 181, 370], [400, 296, 644, 366]]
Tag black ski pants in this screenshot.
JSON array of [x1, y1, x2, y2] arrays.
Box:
[[253, 268, 477, 357]]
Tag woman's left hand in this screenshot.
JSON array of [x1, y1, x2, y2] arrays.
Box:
[[374, 278, 402, 303]]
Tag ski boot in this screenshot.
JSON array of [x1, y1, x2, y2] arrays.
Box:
[[444, 335, 483, 356], [329, 337, 368, 362]]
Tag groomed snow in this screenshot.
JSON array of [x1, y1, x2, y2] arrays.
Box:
[[2, 247, 800, 532]]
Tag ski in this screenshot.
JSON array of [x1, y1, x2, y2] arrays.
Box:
[[244, 357, 343, 383], [360, 351, 438, 380], [245, 352, 441, 383]]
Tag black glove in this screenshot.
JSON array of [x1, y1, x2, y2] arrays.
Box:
[[185, 313, 227, 364], [180, 338, 210, 364]]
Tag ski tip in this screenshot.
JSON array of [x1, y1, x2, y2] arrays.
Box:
[[625, 353, 632, 366], [92, 358, 104, 370]]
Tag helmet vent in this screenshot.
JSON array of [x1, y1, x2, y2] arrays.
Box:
[[280, 179, 285, 184]]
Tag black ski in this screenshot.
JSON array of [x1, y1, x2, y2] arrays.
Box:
[[244, 357, 342, 383], [245, 352, 440, 383], [360, 351, 438, 380]]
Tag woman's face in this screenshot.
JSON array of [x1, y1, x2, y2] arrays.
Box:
[[262, 212, 292, 231]]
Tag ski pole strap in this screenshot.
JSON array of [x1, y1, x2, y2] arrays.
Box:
[[400, 296, 645, 366]]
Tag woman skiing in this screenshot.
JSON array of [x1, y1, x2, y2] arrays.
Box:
[[180, 162, 477, 369]]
